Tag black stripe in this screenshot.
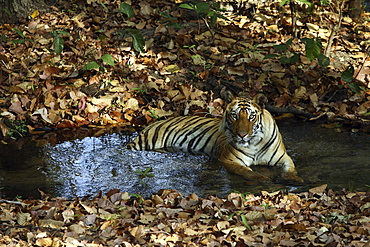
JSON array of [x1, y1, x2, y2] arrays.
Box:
[[198, 127, 220, 154], [162, 117, 192, 147], [187, 125, 217, 154], [271, 151, 285, 166], [267, 138, 281, 165], [136, 134, 143, 150], [174, 118, 211, 146], [256, 123, 277, 160], [229, 144, 249, 165], [229, 141, 254, 160]]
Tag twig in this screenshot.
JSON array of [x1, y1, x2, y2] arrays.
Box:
[[289, 0, 297, 38], [0, 199, 23, 205], [324, 0, 346, 56], [353, 46, 370, 79]]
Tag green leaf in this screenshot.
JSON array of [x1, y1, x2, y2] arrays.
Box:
[[13, 28, 25, 38], [160, 12, 173, 19], [82, 61, 100, 70], [240, 215, 252, 231], [210, 13, 217, 25], [273, 44, 287, 51], [348, 83, 363, 94], [215, 12, 229, 21], [57, 30, 70, 36], [301, 38, 321, 61], [318, 53, 330, 67], [264, 54, 279, 59], [297, 0, 313, 7], [144, 167, 152, 173], [280, 56, 291, 65], [290, 53, 300, 64], [101, 54, 115, 66], [286, 38, 293, 47], [120, 2, 134, 18], [11, 39, 25, 44], [169, 22, 183, 29], [127, 29, 145, 53], [179, 3, 195, 10], [100, 2, 108, 11], [207, 10, 216, 17], [196, 2, 210, 14], [280, 0, 291, 6], [341, 66, 354, 83], [280, 54, 299, 65], [228, 212, 236, 220], [53, 35, 64, 55]]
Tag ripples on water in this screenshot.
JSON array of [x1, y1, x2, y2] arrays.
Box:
[[0, 119, 369, 199]]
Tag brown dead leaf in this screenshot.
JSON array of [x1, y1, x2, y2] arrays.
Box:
[[158, 52, 177, 61], [69, 224, 85, 234], [39, 219, 64, 229], [56, 119, 75, 128], [16, 212, 31, 226], [294, 86, 307, 100], [309, 184, 328, 194], [35, 237, 53, 247], [164, 64, 180, 73], [309, 93, 319, 108], [32, 108, 53, 124], [9, 101, 24, 114], [227, 66, 245, 76]]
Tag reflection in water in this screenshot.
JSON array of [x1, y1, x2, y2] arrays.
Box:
[[0, 119, 369, 199], [0, 139, 49, 198]]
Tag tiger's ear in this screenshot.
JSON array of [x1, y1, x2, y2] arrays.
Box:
[[253, 93, 268, 109], [223, 90, 235, 104]]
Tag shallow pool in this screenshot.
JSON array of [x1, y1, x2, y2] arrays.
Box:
[[0, 119, 369, 199]]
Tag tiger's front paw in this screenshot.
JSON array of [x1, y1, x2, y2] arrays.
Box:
[[283, 172, 304, 183], [243, 171, 270, 182]]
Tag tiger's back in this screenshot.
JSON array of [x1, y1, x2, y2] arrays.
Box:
[[127, 116, 223, 158]]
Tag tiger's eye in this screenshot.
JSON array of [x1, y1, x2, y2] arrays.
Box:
[[230, 112, 238, 120], [249, 113, 256, 120]]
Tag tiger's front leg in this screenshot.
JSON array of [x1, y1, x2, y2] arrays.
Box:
[[219, 153, 269, 181], [279, 155, 304, 183], [223, 162, 270, 181]]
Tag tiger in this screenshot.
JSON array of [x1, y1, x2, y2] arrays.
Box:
[[127, 93, 303, 183]]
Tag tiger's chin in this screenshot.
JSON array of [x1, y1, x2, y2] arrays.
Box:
[[230, 133, 263, 147], [234, 139, 251, 147]]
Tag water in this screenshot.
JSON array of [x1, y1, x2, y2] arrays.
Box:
[[0, 119, 369, 199]]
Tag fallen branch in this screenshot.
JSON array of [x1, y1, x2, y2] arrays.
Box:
[[266, 104, 317, 119], [0, 199, 23, 205]]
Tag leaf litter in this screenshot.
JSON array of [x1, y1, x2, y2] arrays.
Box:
[[0, 186, 369, 246], [0, 0, 369, 139]]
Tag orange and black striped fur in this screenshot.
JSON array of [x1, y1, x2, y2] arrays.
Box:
[[127, 93, 302, 182]]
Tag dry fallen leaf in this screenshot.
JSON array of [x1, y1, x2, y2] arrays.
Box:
[[32, 108, 53, 124], [309, 184, 328, 194]]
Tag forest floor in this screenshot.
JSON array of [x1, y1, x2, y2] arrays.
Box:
[[0, 0, 369, 245]]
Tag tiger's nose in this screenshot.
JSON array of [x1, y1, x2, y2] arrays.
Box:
[[238, 133, 248, 139]]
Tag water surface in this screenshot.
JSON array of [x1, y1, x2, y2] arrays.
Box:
[[0, 119, 369, 199]]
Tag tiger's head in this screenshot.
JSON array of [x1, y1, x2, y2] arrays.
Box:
[[221, 93, 268, 147]]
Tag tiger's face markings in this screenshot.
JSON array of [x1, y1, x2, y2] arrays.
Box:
[[223, 96, 265, 146]]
